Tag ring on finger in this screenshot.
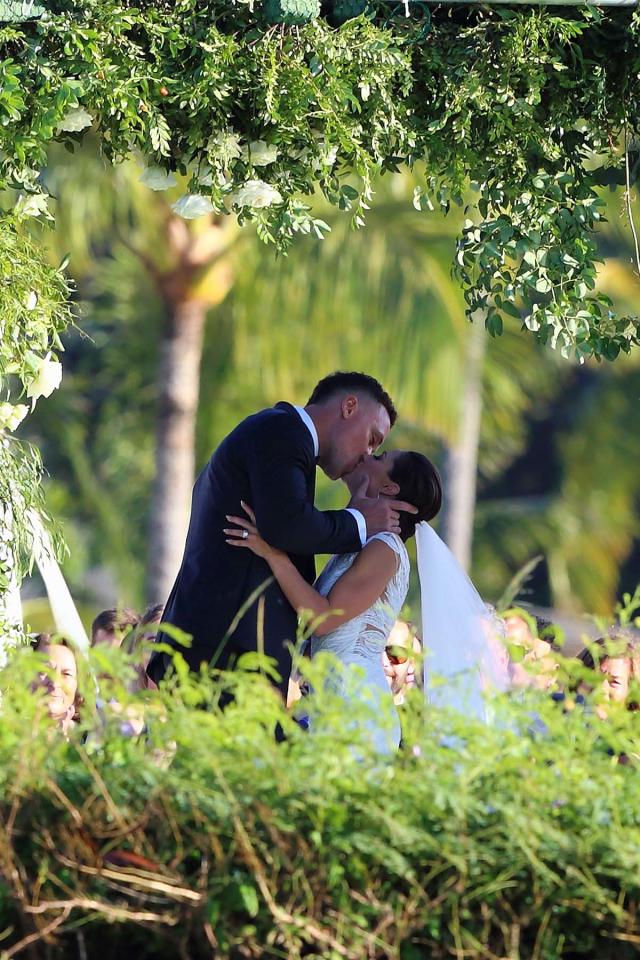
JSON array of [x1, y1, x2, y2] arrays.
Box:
[[242, 529, 249, 540]]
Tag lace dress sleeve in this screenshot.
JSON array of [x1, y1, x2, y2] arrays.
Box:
[[368, 531, 405, 565]]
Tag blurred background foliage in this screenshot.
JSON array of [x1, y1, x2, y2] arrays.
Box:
[[19, 142, 640, 626]]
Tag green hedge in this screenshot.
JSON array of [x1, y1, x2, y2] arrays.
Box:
[[1, 648, 640, 959]]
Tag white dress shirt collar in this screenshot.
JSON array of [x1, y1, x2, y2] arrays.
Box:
[[293, 405, 319, 458]]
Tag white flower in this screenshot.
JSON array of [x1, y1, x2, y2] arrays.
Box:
[[139, 166, 177, 191], [309, 133, 339, 171], [26, 291, 38, 311], [208, 130, 243, 163], [244, 140, 279, 167], [171, 194, 215, 219], [56, 106, 94, 133], [230, 180, 283, 209], [318, 144, 338, 168], [359, 82, 371, 101], [197, 163, 227, 188], [26, 354, 63, 405], [198, 164, 215, 187], [0, 403, 28, 432], [14, 193, 50, 220]]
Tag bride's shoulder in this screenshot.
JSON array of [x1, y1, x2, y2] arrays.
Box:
[[366, 531, 408, 560]]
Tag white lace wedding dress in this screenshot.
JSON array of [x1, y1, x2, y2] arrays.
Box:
[[310, 532, 410, 753]]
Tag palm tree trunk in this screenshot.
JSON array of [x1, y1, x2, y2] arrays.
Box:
[[147, 298, 206, 604], [441, 318, 487, 571], [142, 215, 234, 605]]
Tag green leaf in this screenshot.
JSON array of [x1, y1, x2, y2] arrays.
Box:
[[238, 884, 260, 918], [501, 300, 520, 320], [149, 114, 171, 158], [485, 311, 503, 337]]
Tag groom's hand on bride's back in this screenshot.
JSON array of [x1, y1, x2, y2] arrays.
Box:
[[348, 477, 418, 538]]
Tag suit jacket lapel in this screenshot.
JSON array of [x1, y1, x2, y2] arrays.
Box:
[[274, 400, 317, 484]]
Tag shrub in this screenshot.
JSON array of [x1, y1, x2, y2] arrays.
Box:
[[1, 646, 640, 958]]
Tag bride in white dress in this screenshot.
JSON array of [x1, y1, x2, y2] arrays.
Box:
[[310, 529, 411, 751], [225, 449, 442, 753]]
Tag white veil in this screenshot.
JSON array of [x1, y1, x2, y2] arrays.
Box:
[[28, 510, 90, 653], [415, 521, 509, 721]]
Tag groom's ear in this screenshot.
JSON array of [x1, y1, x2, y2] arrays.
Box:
[[340, 394, 358, 419]]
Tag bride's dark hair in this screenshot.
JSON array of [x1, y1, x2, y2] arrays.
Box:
[[388, 452, 442, 542]]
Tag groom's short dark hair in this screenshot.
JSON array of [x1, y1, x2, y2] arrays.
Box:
[[307, 372, 397, 426]]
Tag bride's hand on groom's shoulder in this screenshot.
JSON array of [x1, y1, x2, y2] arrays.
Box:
[[224, 502, 284, 561], [348, 477, 418, 538]]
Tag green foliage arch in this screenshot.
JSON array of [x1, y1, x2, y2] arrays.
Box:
[[2, 1, 640, 359]]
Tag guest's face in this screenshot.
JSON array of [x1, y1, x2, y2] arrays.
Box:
[[504, 615, 533, 648], [343, 449, 402, 498], [600, 657, 631, 704], [506, 616, 557, 690], [323, 396, 390, 481], [92, 627, 121, 648], [34, 644, 78, 722], [128, 628, 160, 692], [382, 622, 421, 702]]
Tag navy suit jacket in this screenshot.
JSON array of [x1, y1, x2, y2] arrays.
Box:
[[148, 402, 362, 688]]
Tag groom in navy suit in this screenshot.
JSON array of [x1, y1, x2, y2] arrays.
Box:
[[147, 372, 416, 695]]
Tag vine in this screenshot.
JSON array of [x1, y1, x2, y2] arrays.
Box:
[[0, 0, 639, 596], [0, 214, 71, 617], [0, 2, 638, 361]]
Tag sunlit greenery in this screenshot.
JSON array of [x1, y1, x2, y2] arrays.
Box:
[[3, 642, 640, 959], [2, 2, 640, 356]]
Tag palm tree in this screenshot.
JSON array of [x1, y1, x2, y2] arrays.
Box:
[[37, 143, 239, 603], [439, 318, 487, 569]]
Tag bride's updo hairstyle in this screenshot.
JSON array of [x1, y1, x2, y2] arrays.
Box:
[[388, 452, 442, 542]]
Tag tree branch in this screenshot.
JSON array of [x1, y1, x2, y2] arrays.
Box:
[[4, 905, 72, 959]]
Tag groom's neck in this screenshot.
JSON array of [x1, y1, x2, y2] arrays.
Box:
[[304, 403, 331, 460]]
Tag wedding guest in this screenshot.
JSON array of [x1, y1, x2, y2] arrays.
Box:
[[139, 603, 164, 636], [91, 607, 139, 648], [31, 634, 83, 735], [91, 604, 166, 738], [126, 604, 164, 692], [124, 605, 175, 756], [90, 608, 147, 738], [90, 606, 173, 757], [505, 611, 559, 690], [577, 632, 640, 712], [383, 620, 422, 705]]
